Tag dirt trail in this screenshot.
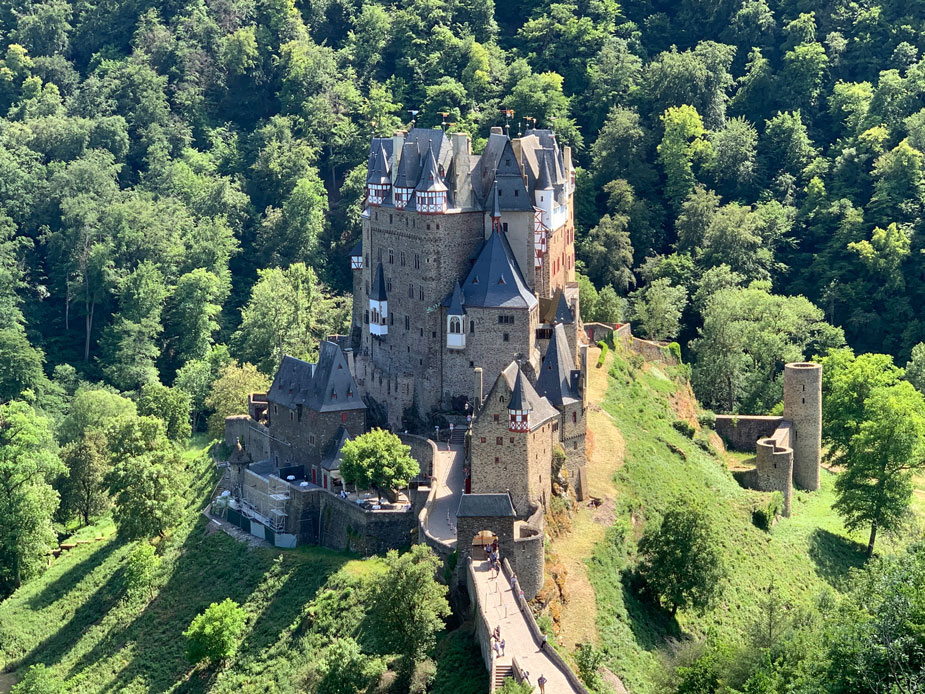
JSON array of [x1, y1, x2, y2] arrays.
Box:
[[550, 346, 626, 650], [0, 672, 17, 694]]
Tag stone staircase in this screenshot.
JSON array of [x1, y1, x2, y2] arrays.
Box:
[[449, 425, 468, 445], [493, 664, 513, 691]]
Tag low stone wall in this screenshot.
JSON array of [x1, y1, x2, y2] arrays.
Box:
[[400, 433, 437, 478], [714, 415, 784, 451], [468, 558, 494, 670], [513, 508, 545, 601], [224, 415, 271, 461], [502, 559, 590, 694], [624, 336, 678, 364], [287, 487, 417, 555]]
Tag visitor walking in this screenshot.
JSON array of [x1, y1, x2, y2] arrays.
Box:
[[538, 674, 547, 694], [499, 638, 505, 656]]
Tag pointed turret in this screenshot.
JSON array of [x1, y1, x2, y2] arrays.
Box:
[[416, 146, 448, 213], [447, 280, 466, 350], [536, 324, 578, 407], [536, 152, 553, 191], [369, 262, 388, 337], [366, 141, 391, 206], [393, 141, 420, 209], [508, 366, 531, 433], [490, 180, 502, 234]]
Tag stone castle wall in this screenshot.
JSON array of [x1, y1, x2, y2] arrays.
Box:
[[754, 437, 794, 516], [266, 402, 366, 470], [714, 415, 784, 451], [224, 415, 271, 462]]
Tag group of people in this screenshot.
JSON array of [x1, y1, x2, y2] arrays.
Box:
[[483, 537, 501, 577], [490, 625, 506, 658]]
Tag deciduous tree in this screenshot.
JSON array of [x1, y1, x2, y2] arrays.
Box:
[[340, 429, 419, 499]]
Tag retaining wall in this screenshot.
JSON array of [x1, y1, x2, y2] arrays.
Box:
[[714, 415, 784, 451]]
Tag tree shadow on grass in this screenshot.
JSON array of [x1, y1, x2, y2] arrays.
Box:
[[808, 528, 867, 590], [620, 568, 681, 651], [27, 540, 121, 610]]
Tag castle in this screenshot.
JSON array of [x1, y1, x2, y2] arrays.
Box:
[[714, 362, 822, 516], [223, 126, 588, 600]]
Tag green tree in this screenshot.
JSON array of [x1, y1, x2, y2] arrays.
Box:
[[184, 598, 247, 666], [595, 286, 625, 323], [174, 345, 232, 432], [339, 429, 419, 499], [579, 213, 635, 292], [233, 263, 347, 375], [0, 327, 46, 402], [578, 273, 599, 323], [636, 504, 726, 616], [375, 544, 451, 676], [0, 401, 64, 596], [630, 278, 688, 341], [137, 381, 191, 443], [105, 415, 187, 539], [317, 637, 385, 694], [204, 362, 270, 440], [59, 388, 136, 445], [124, 541, 161, 599], [10, 664, 66, 694], [658, 105, 713, 209], [161, 269, 224, 375], [58, 429, 109, 526], [833, 382, 925, 557], [904, 342, 925, 394]]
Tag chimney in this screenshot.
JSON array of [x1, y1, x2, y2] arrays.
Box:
[[451, 132, 473, 209], [390, 132, 406, 184], [490, 126, 503, 135], [344, 347, 356, 378], [474, 367, 483, 409]]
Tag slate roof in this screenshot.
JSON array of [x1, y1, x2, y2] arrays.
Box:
[[416, 146, 447, 192], [348, 239, 362, 257], [448, 280, 465, 316], [457, 493, 516, 518], [460, 229, 537, 309], [509, 367, 528, 411], [394, 141, 420, 188], [498, 361, 559, 430], [371, 262, 388, 301], [321, 426, 351, 471], [539, 288, 575, 324], [266, 343, 366, 413], [536, 324, 579, 407], [490, 180, 501, 218], [367, 141, 391, 185], [536, 150, 553, 190]]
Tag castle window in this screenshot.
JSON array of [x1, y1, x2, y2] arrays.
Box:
[[389, 214, 393, 224], [389, 248, 394, 264], [503, 333, 509, 342], [470, 321, 475, 333], [274, 405, 278, 414], [366, 281, 369, 294], [405, 315, 410, 330], [400, 251, 406, 266], [390, 313, 394, 325], [309, 435, 315, 445], [426, 224, 431, 230], [414, 254, 420, 269], [387, 278, 392, 292], [502, 222, 508, 232], [365, 254, 369, 267], [375, 212, 378, 220], [297, 404, 302, 421], [449, 317, 462, 333], [509, 437, 514, 443], [573, 412, 577, 423], [481, 437, 486, 443], [514, 190, 519, 197], [470, 361, 474, 367], [290, 411, 293, 420], [495, 456, 500, 464], [420, 328, 424, 337], [378, 248, 382, 261], [364, 310, 369, 324], [419, 285, 424, 300], [432, 331, 437, 338], [436, 223, 441, 230], [496, 437, 503, 445], [493, 414, 499, 422], [409, 284, 414, 298]]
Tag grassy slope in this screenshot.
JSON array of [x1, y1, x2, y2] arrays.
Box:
[[581, 345, 879, 694], [0, 438, 487, 694]]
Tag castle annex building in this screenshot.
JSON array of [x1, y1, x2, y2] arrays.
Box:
[[223, 126, 589, 602]]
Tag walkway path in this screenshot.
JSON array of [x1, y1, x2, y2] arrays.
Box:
[[425, 442, 465, 545], [470, 559, 581, 694]]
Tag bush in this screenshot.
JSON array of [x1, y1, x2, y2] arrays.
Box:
[[11, 665, 66, 694], [672, 419, 696, 438], [667, 341, 683, 363], [574, 642, 606, 690], [751, 492, 785, 531], [496, 679, 534, 694], [597, 341, 609, 367], [697, 411, 716, 429], [184, 598, 247, 665], [124, 542, 160, 599]]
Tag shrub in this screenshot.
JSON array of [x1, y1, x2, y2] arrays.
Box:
[[667, 341, 682, 363], [184, 598, 247, 665], [124, 542, 161, 599], [752, 492, 785, 531], [11, 665, 66, 694], [697, 411, 717, 429], [672, 419, 696, 438], [496, 678, 534, 694], [597, 341, 609, 367], [574, 642, 606, 690]]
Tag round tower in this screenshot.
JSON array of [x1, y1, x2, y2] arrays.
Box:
[[783, 362, 822, 491]]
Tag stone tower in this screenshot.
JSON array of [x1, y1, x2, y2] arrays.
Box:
[[783, 362, 822, 491]]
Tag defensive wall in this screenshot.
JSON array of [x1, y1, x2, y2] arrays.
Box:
[[224, 415, 271, 462], [714, 415, 784, 451]]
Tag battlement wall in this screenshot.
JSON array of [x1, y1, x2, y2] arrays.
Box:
[[714, 415, 784, 451]]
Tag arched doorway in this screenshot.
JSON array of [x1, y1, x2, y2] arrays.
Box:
[[471, 530, 499, 565]]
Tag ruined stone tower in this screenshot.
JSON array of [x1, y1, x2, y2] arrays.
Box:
[[783, 362, 822, 491]]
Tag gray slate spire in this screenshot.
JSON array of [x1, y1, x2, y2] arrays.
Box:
[[371, 262, 388, 301], [491, 180, 501, 218], [367, 141, 391, 185], [508, 366, 529, 412], [416, 146, 447, 192], [553, 291, 574, 323], [448, 280, 465, 315], [536, 151, 553, 191], [536, 323, 578, 406], [394, 141, 420, 188]]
